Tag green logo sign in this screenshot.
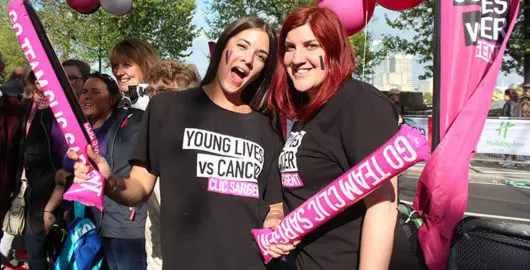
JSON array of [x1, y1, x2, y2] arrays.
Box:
[[496, 121, 515, 139]]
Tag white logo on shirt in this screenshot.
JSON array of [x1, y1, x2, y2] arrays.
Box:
[[278, 131, 306, 173], [183, 128, 264, 198]]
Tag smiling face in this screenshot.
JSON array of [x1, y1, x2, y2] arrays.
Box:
[[214, 28, 270, 97], [80, 78, 113, 121], [284, 24, 328, 98], [112, 60, 144, 93]]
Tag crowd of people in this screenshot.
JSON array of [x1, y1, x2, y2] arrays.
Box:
[[0, 4, 527, 270]]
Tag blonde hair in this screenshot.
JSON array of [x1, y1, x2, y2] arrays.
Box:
[[110, 37, 160, 77], [146, 60, 200, 95]]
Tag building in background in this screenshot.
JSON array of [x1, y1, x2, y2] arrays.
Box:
[[373, 51, 415, 92], [418, 79, 433, 93]]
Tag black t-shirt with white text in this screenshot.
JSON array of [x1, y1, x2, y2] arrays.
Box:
[[130, 88, 283, 270], [280, 79, 399, 270]]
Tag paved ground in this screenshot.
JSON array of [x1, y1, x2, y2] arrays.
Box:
[[399, 161, 530, 223]]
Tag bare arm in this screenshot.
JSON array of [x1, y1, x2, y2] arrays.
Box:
[[103, 164, 157, 207], [43, 169, 71, 232], [359, 177, 398, 270], [70, 145, 157, 207], [44, 169, 70, 212], [263, 202, 284, 229]]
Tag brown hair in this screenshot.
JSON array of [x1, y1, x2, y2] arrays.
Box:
[[146, 60, 200, 95], [201, 17, 277, 112], [110, 37, 160, 77], [62, 59, 91, 80]]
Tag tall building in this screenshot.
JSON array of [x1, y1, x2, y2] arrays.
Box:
[[389, 54, 414, 90], [372, 50, 415, 92]]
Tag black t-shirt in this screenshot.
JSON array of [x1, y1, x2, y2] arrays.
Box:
[[130, 88, 283, 270], [280, 79, 398, 270]]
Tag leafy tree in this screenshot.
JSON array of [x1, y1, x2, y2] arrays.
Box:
[[205, 0, 383, 77], [205, 0, 313, 39], [0, 3, 27, 82], [27, 0, 197, 68], [382, 0, 530, 83], [423, 91, 433, 105]]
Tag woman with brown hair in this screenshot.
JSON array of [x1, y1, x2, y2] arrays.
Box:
[[110, 37, 160, 94], [71, 17, 285, 269]]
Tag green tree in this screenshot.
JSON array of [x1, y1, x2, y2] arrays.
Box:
[[423, 91, 433, 106], [382, 0, 530, 83], [205, 0, 383, 77], [0, 3, 27, 82], [205, 0, 313, 39], [30, 0, 197, 68], [350, 31, 385, 79]]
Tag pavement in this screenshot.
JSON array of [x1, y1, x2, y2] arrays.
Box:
[[400, 159, 530, 222], [404, 159, 530, 185]]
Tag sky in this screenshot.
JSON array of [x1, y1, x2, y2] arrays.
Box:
[[183, 1, 524, 88]]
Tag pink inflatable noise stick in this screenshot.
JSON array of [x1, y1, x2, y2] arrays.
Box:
[[8, 0, 106, 210], [251, 124, 430, 263]]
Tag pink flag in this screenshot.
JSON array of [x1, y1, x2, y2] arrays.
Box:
[[413, 1, 521, 269]]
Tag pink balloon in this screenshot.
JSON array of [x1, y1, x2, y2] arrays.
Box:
[[67, 0, 100, 14], [376, 0, 424, 11], [317, 0, 376, 36], [208, 41, 216, 56]]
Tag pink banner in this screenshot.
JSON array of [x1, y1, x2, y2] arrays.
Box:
[[253, 125, 430, 263], [414, 1, 521, 269], [8, 0, 106, 210]]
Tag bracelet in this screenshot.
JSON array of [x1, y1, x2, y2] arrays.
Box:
[[44, 210, 54, 213]]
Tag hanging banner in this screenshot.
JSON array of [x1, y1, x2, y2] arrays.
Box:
[[413, 1, 521, 270], [406, 117, 530, 155], [476, 119, 530, 156]]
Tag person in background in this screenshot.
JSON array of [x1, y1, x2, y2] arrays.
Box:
[[145, 60, 200, 96], [56, 72, 147, 269], [388, 88, 405, 115], [0, 62, 24, 269], [502, 88, 521, 118], [50, 60, 93, 163], [501, 88, 521, 168], [142, 60, 200, 269], [62, 59, 91, 97], [521, 96, 529, 118], [0, 66, 26, 99], [110, 37, 160, 94], [16, 71, 61, 270]]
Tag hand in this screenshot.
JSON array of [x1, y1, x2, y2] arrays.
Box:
[[263, 216, 281, 230], [266, 223, 301, 259], [43, 211, 56, 233], [68, 145, 112, 183]]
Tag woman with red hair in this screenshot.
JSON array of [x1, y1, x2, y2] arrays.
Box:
[[268, 6, 400, 270]]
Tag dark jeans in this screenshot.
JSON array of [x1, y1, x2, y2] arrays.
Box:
[[102, 237, 147, 270], [25, 230, 48, 270]]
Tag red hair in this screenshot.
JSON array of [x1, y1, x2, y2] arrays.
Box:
[[268, 6, 356, 122]]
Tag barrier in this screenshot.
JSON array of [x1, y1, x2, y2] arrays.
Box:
[[404, 116, 530, 156]]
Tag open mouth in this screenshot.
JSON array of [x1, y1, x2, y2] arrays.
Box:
[[230, 67, 248, 86]]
